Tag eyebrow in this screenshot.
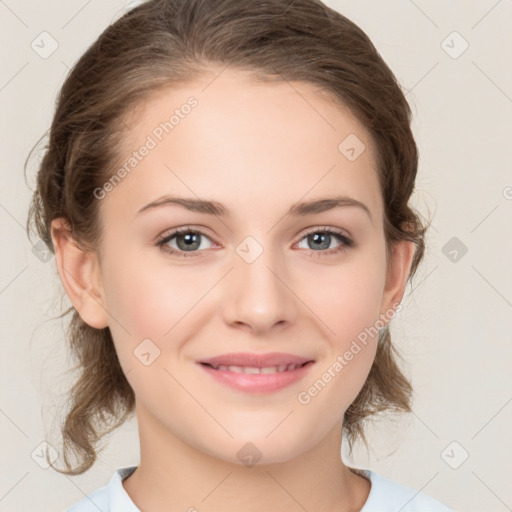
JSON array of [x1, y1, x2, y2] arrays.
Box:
[[137, 194, 372, 222]]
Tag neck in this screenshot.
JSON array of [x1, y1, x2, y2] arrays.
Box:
[[123, 404, 370, 512]]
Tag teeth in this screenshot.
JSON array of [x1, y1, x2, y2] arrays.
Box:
[[212, 364, 301, 373], [227, 365, 244, 373], [243, 367, 261, 374]]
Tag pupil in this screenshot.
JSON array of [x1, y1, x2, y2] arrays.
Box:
[[310, 233, 330, 250], [178, 232, 200, 251]]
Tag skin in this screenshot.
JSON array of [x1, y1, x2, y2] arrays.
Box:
[[51, 67, 415, 512]]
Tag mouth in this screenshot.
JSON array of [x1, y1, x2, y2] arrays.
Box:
[[197, 352, 315, 393], [200, 361, 313, 374]]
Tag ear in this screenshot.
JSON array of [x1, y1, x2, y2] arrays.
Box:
[[50, 217, 109, 329], [379, 239, 416, 320]]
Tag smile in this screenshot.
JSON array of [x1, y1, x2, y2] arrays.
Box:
[[202, 362, 310, 374], [197, 352, 315, 393]]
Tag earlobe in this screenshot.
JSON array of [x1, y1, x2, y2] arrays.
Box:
[[380, 239, 416, 318], [50, 217, 109, 329]]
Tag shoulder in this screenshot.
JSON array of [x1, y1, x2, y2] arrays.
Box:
[[65, 467, 139, 512], [356, 469, 455, 512]]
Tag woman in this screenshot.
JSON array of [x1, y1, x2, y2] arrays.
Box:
[[26, 0, 454, 510]]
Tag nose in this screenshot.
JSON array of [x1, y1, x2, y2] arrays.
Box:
[[221, 243, 298, 335]]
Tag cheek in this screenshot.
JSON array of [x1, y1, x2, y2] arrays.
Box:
[[301, 254, 387, 347], [295, 252, 386, 408], [103, 254, 211, 338], [102, 255, 223, 385]]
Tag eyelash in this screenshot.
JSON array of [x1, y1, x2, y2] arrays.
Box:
[[156, 225, 354, 258]]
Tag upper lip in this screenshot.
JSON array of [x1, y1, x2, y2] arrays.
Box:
[[199, 352, 314, 368]]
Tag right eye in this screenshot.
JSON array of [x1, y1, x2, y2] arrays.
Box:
[[156, 227, 217, 257]]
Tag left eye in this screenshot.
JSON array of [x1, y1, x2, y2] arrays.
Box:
[[296, 228, 353, 254]]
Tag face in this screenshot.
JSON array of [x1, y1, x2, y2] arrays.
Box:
[[69, 68, 407, 465]]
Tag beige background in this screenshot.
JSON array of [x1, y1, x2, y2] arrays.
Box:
[[1, 0, 511, 510]]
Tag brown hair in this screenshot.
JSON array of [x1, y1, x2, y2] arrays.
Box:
[[26, 0, 428, 475]]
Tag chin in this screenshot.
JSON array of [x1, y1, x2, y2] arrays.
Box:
[[199, 430, 314, 468]]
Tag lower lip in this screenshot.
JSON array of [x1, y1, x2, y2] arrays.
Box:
[[198, 362, 314, 393]]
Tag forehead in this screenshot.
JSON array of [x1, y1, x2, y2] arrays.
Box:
[[101, 68, 383, 225]]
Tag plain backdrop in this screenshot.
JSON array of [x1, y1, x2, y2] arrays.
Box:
[[1, 1, 511, 511]]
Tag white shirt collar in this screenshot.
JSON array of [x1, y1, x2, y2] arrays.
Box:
[[104, 465, 452, 512]]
